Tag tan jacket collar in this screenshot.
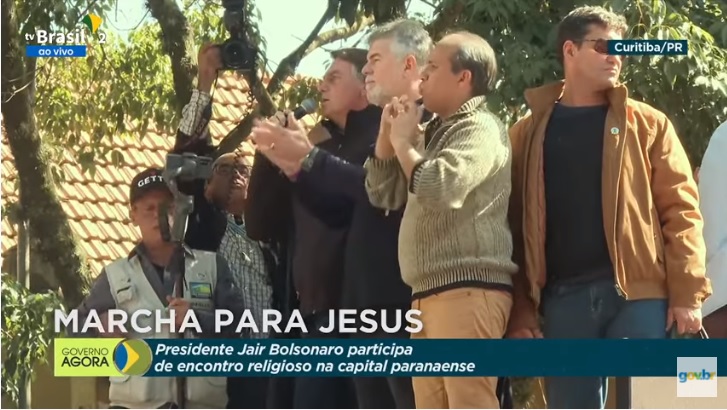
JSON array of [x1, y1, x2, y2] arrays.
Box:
[[523, 80, 629, 113]]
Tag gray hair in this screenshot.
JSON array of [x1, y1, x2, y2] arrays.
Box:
[[367, 19, 432, 66]]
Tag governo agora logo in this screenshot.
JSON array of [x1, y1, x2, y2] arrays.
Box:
[[114, 339, 153, 376]]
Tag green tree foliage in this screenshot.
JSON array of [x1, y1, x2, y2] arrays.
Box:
[[15, 0, 117, 38], [1, 0, 116, 311], [34, 0, 239, 177], [1, 274, 63, 407], [32, 0, 386, 172], [430, 0, 727, 164], [2, 0, 389, 315], [338, 0, 408, 25], [37, 28, 178, 177]]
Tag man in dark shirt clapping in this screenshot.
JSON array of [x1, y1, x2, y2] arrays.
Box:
[[246, 48, 376, 409]]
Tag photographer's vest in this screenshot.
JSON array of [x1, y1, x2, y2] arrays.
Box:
[[105, 250, 228, 409]]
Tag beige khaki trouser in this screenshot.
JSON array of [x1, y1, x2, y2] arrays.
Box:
[[411, 287, 512, 409]]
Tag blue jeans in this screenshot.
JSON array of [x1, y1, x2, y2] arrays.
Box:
[[541, 277, 668, 409]]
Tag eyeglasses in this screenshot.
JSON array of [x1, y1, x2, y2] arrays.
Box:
[[214, 163, 251, 178]]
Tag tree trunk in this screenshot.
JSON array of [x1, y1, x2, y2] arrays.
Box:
[[146, 0, 196, 116], [1, 0, 92, 308]]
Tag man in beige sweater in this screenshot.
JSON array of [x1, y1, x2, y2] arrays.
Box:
[[364, 31, 517, 409]]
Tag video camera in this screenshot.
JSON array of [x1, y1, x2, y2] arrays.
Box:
[[160, 152, 214, 407], [160, 153, 214, 243], [218, 0, 257, 71]]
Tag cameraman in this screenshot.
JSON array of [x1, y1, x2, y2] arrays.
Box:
[[72, 168, 245, 409], [172, 44, 279, 409]]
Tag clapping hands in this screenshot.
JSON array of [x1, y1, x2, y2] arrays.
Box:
[[250, 112, 313, 178], [383, 95, 424, 151]]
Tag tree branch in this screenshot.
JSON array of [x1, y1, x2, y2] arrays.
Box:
[[214, 70, 277, 156], [1, 0, 91, 308], [419, 0, 438, 9], [146, 0, 196, 115], [265, 0, 338, 96], [215, 0, 340, 154], [303, 14, 375, 58], [214, 104, 259, 156]]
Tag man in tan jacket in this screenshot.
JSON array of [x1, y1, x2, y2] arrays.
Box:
[[506, 6, 712, 409]]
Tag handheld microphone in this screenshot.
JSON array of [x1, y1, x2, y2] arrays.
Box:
[[285, 98, 318, 127], [293, 98, 318, 119]]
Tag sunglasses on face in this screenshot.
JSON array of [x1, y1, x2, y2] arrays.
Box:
[[214, 163, 251, 178], [579, 38, 625, 60]]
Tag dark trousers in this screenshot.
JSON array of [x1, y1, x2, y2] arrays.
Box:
[[268, 376, 297, 409], [293, 311, 358, 409], [226, 375, 270, 409], [349, 310, 415, 409], [265, 328, 300, 409], [542, 277, 668, 409]]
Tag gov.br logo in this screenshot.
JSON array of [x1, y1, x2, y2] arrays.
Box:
[[114, 339, 153, 376], [678, 369, 716, 383], [676, 357, 718, 398]]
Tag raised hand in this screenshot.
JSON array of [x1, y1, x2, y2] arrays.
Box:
[[387, 95, 424, 151], [197, 43, 223, 92]]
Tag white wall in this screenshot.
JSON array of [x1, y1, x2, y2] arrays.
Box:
[[631, 377, 726, 408]]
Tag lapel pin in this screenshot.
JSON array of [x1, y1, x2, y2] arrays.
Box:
[[611, 127, 619, 135]]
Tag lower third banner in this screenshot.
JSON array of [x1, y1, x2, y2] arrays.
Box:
[[54, 338, 726, 378]]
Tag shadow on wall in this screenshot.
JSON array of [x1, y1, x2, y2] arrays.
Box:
[[632, 377, 727, 408]]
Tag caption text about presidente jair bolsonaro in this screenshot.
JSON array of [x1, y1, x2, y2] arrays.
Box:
[[56, 308, 477, 377], [151, 340, 477, 377]]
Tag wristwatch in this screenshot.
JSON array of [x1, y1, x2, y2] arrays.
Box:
[[300, 146, 320, 172]]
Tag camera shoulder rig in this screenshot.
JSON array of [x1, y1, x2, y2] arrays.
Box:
[[160, 153, 214, 243]]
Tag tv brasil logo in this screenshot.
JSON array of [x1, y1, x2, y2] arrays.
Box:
[[55, 338, 152, 377], [25, 13, 106, 58]]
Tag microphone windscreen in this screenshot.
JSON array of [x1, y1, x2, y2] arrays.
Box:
[[294, 98, 318, 119]]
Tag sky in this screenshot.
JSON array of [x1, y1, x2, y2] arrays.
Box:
[[103, 0, 436, 78]]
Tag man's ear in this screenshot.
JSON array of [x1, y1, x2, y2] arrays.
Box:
[[458, 69, 472, 86], [203, 178, 216, 203], [128, 207, 137, 226], [404, 54, 417, 73], [563, 40, 578, 59]]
